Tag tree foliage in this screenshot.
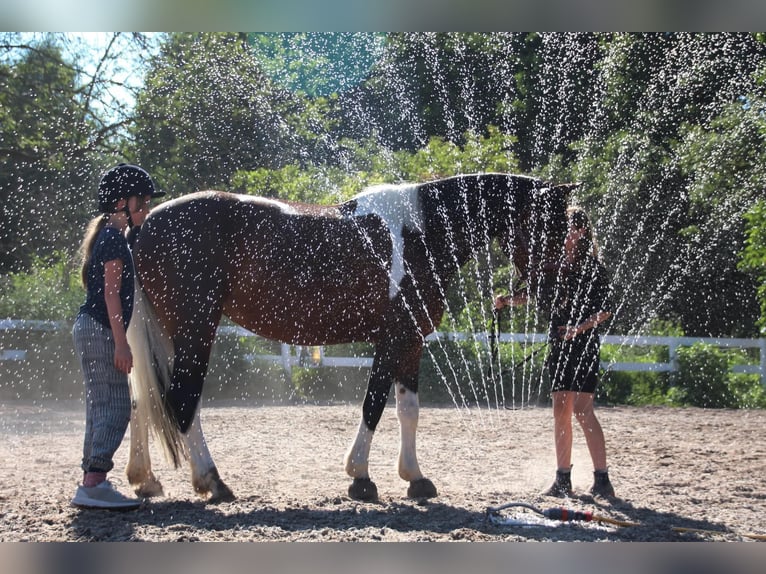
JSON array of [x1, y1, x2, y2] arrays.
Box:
[[740, 200, 766, 335], [569, 33, 766, 336], [130, 33, 340, 195], [1, 37, 95, 272], [0, 33, 156, 273]]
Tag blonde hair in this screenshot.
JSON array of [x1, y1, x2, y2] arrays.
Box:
[[567, 205, 599, 260], [78, 214, 109, 289]]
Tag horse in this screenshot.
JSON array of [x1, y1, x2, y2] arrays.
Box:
[[125, 173, 573, 503]]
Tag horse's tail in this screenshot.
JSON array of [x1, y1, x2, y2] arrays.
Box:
[[127, 279, 188, 467]]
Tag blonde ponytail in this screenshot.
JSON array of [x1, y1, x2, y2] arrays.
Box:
[[79, 214, 108, 289]]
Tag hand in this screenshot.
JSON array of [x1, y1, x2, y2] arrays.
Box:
[[114, 342, 133, 374]]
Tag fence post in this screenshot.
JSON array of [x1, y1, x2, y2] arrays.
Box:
[[668, 340, 680, 382]]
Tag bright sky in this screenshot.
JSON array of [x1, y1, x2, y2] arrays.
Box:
[[66, 32, 162, 117]]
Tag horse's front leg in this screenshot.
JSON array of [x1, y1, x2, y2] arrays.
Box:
[[345, 330, 437, 501], [126, 398, 164, 497], [344, 345, 396, 501], [395, 381, 437, 498], [345, 419, 378, 501], [185, 409, 235, 503]]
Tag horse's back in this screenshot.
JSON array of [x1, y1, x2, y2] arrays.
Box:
[[135, 191, 392, 345]]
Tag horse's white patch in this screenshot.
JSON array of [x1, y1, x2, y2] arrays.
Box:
[[352, 184, 423, 298], [185, 411, 217, 488], [239, 195, 298, 214]]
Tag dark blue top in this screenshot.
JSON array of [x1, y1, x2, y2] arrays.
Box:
[[78, 226, 134, 330]]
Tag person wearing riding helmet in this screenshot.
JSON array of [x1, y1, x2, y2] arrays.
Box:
[[71, 163, 164, 510]]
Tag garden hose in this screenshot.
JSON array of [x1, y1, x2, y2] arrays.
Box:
[[486, 501, 640, 528], [486, 501, 766, 540]]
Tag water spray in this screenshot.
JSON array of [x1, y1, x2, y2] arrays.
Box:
[[487, 309, 549, 381], [488, 281, 550, 380]]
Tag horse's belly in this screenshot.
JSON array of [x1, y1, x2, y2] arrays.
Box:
[[224, 291, 383, 346]]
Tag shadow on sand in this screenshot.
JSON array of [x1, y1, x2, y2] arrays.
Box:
[[67, 492, 749, 542]]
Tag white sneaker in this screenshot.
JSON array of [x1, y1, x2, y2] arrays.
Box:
[[71, 480, 141, 510]]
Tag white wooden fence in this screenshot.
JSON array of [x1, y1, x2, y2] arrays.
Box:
[[2, 320, 765, 385], [218, 326, 766, 385]]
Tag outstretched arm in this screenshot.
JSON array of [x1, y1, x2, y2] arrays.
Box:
[[493, 290, 529, 310]]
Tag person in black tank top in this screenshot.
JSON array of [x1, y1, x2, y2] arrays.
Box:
[[495, 206, 615, 499]]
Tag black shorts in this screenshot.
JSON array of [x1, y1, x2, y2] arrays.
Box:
[[546, 337, 600, 394]]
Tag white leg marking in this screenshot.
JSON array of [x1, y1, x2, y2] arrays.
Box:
[[396, 382, 423, 482], [126, 401, 164, 497], [126, 403, 150, 483], [185, 410, 216, 496], [345, 419, 374, 479]]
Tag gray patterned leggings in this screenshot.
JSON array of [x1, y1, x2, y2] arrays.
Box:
[[72, 313, 132, 474]]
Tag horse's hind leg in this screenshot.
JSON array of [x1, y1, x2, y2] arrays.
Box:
[[185, 410, 235, 503], [170, 322, 235, 502], [126, 399, 164, 497]]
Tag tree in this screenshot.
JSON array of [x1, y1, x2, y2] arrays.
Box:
[[570, 33, 766, 336], [511, 32, 603, 171], [130, 33, 319, 195], [740, 200, 766, 335], [0, 33, 156, 273], [1, 37, 95, 272], [334, 33, 529, 153]]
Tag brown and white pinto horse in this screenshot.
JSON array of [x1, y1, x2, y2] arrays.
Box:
[[126, 173, 572, 502]]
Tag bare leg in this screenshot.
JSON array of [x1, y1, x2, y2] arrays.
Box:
[[572, 392, 608, 470], [551, 390, 575, 470]]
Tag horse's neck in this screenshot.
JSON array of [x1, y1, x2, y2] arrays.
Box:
[[423, 184, 490, 270]]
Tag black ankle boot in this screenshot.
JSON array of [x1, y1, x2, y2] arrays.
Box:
[[543, 468, 573, 497], [590, 469, 615, 498]]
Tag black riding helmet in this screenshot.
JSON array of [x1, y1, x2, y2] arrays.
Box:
[[97, 163, 165, 213]]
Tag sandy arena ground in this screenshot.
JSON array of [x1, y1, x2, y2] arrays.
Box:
[[0, 399, 765, 543]]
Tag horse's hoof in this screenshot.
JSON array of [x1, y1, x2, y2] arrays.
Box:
[[208, 491, 236, 504], [134, 479, 164, 498], [348, 478, 378, 501], [407, 478, 437, 499], [207, 486, 236, 504]]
